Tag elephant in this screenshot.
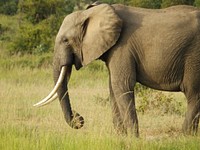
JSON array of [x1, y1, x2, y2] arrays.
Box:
[[34, 2, 200, 136]]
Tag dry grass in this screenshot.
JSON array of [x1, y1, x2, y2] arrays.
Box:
[[0, 65, 200, 149]]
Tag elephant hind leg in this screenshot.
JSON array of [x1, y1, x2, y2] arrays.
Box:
[[183, 80, 200, 135], [182, 51, 200, 135], [192, 112, 200, 134], [182, 92, 200, 135]]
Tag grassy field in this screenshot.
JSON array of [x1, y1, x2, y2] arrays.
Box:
[[0, 59, 200, 150]]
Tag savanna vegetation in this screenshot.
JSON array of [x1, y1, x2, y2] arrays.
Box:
[[0, 0, 200, 149]]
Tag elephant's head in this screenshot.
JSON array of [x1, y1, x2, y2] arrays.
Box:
[[34, 4, 122, 129]]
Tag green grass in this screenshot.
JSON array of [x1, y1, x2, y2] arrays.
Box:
[[1, 125, 200, 150], [0, 59, 200, 149]]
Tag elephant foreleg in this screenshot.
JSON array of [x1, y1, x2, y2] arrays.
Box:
[[106, 49, 139, 136], [109, 78, 126, 135], [115, 89, 139, 137], [109, 74, 139, 137]]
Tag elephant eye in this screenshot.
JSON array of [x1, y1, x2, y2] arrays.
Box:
[[63, 38, 68, 43]]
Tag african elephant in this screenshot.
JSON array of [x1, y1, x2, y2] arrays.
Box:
[[34, 3, 200, 136]]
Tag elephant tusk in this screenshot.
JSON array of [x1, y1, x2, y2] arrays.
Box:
[[33, 66, 67, 107], [34, 93, 58, 107]]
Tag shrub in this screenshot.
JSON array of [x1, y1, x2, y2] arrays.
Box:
[[161, 0, 194, 8], [18, 0, 72, 24], [136, 87, 185, 115], [0, 0, 18, 15], [6, 0, 70, 55], [194, 0, 200, 7], [0, 23, 9, 40], [86, 61, 107, 72], [9, 21, 52, 55], [130, 0, 162, 8]]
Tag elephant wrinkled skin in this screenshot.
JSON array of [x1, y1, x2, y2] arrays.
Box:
[[35, 3, 200, 136]]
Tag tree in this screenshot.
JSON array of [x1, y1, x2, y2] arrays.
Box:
[[9, 0, 75, 54]]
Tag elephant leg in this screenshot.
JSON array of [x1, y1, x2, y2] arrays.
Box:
[[116, 90, 139, 137], [109, 78, 126, 135], [106, 49, 139, 136], [110, 92, 126, 134], [182, 51, 200, 135], [182, 61, 200, 135], [109, 73, 139, 137], [182, 95, 200, 135]]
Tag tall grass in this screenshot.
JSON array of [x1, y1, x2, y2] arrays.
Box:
[[0, 60, 200, 149]]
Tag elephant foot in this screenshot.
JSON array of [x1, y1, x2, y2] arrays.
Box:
[[114, 125, 127, 136], [114, 124, 139, 137], [70, 110, 84, 129], [182, 120, 199, 136]]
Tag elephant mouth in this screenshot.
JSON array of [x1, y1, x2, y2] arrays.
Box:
[[33, 66, 66, 107]]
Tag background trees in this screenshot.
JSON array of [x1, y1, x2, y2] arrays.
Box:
[[0, 0, 18, 15], [161, 0, 195, 8], [0, 0, 199, 55]]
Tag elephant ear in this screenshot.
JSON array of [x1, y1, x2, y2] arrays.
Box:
[[81, 4, 122, 66]]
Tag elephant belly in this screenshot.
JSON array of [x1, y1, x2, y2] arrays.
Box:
[[136, 65, 183, 92], [137, 76, 182, 92]]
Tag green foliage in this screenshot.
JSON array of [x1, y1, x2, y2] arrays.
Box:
[[101, 0, 130, 4], [18, 0, 69, 24], [2, 0, 76, 55], [130, 0, 162, 8], [86, 60, 107, 72], [136, 87, 185, 115], [0, 0, 18, 15], [162, 0, 194, 8], [9, 21, 52, 55], [0, 23, 9, 40], [194, 0, 200, 7], [0, 14, 20, 52]]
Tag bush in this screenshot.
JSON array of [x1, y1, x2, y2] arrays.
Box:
[[130, 0, 162, 9], [9, 21, 52, 55], [136, 87, 185, 115], [0, 23, 9, 39], [86, 61, 107, 72], [161, 0, 194, 8], [18, 0, 71, 24], [6, 0, 72, 55], [194, 0, 200, 7], [0, 0, 18, 15], [8, 12, 67, 55]]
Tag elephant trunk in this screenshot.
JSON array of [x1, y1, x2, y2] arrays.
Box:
[[34, 65, 84, 129], [54, 65, 84, 129]]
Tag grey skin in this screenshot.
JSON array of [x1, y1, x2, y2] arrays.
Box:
[[53, 3, 200, 136]]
